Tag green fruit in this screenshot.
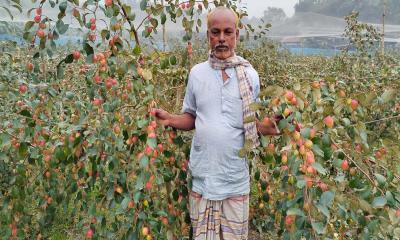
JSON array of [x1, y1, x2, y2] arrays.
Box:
[[262, 193, 270, 202], [261, 181, 268, 191], [255, 170, 260, 181]]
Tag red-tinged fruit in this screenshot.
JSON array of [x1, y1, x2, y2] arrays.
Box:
[[396, 209, 400, 218], [341, 160, 349, 171], [285, 215, 295, 226], [324, 116, 334, 128], [26, 63, 33, 71], [34, 15, 41, 23], [262, 117, 272, 127], [86, 229, 94, 238], [267, 143, 275, 154], [148, 132, 156, 138], [93, 75, 101, 83], [285, 91, 294, 101], [142, 227, 149, 236], [306, 151, 315, 165], [350, 99, 359, 110], [37, 29, 45, 39], [311, 81, 320, 89], [105, 0, 113, 6], [73, 50, 81, 60], [19, 84, 28, 94], [304, 139, 313, 149], [145, 181, 152, 190], [93, 98, 103, 106], [157, 143, 164, 152], [283, 108, 292, 117]]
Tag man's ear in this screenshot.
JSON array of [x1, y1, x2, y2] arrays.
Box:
[[236, 28, 239, 40]]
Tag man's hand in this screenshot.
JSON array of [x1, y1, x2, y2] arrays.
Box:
[[152, 108, 195, 131], [256, 117, 280, 136], [152, 108, 171, 127]]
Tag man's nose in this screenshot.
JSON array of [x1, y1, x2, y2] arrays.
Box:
[[218, 32, 225, 43]]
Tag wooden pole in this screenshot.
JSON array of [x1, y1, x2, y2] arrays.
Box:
[[382, 0, 386, 55], [162, 0, 167, 51]]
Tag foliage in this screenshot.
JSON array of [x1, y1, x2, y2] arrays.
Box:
[[0, 1, 400, 240]]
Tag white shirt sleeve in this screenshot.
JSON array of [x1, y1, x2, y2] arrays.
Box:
[[246, 66, 260, 102], [181, 71, 197, 117]]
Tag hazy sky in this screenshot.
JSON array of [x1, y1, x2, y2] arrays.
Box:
[[242, 0, 299, 17]]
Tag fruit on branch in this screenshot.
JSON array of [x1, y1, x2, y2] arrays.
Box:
[[34, 15, 41, 23], [311, 81, 320, 89], [19, 84, 27, 94], [285, 91, 294, 101], [36, 8, 42, 15], [73, 50, 81, 60], [142, 227, 150, 236], [26, 63, 33, 71], [350, 99, 359, 110], [105, 0, 112, 7], [37, 29, 45, 39], [341, 160, 349, 171], [86, 229, 94, 238], [324, 116, 334, 128]]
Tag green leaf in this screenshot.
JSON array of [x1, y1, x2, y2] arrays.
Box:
[[140, 0, 147, 10], [312, 162, 327, 175], [312, 144, 324, 158], [139, 155, 149, 168], [24, 21, 35, 31], [374, 173, 386, 186], [56, 20, 69, 34], [386, 191, 395, 206], [133, 44, 141, 55], [150, 18, 158, 28], [286, 208, 305, 217], [83, 42, 94, 55], [311, 221, 326, 234], [161, 12, 166, 24], [146, 138, 157, 149], [300, 128, 310, 139], [169, 55, 177, 65], [319, 191, 335, 207], [59, 1, 67, 13], [121, 197, 129, 210], [316, 204, 330, 218], [372, 196, 387, 208], [381, 89, 396, 103], [296, 179, 306, 189], [64, 54, 74, 64]]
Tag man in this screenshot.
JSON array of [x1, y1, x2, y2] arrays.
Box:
[[154, 6, 278, 240]]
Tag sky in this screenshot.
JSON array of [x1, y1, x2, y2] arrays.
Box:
[[242, 0, 299, 18], [1, 0, 299, 21]]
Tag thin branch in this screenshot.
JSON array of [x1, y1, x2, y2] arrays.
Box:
[[115, 0, 140, 46], [331, 139, 385, 195]]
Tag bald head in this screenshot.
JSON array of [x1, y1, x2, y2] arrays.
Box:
[[207, 6, 239, 60], [207, 6, 239, 29]]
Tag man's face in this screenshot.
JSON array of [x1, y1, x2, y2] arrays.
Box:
[[207, 11, 239, 60]]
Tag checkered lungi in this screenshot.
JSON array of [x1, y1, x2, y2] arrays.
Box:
[[189, 191, 249, 240]]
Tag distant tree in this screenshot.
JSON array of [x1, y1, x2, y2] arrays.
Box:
[[262, 7, 287, 23], [294, 0, 400, 24]]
